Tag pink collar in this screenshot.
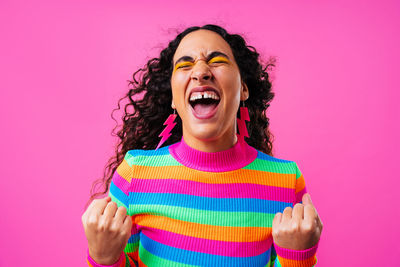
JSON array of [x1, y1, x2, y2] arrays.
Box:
[[168, 137, 258, 172]]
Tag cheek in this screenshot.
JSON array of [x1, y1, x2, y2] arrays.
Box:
[[217, 71, 241, 99], [215, 68, 241, 86], [171, 75, 188, 99], [171, 73, 183, 85]]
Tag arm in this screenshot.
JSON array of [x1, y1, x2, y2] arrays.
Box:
[[271, 162, 321, 267], [87, 152, 139, 267]]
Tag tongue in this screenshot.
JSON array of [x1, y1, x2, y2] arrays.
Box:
[[193, 103, 218, 115]]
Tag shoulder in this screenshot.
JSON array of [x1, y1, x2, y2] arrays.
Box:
[[251, 148, 301, 177], [123, 145, 175, 167]]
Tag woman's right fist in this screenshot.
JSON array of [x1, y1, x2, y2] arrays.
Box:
[[82, 196, 132, 265]]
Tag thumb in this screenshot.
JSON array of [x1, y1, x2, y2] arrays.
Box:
[[302, 193, 313, 205]]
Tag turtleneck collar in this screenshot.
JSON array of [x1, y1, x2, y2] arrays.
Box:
[[168, 137, 258, 172]]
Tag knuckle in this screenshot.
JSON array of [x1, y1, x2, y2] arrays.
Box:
[[283, 207, 292, 213], [86, 216, 98, 227], [293, 203, 303, 209], [119, 230, 126, 237], [291, 222, 301, 231], [120, 226, 130, 237], [109, 222, 120, 233], [122, 230, 131, 239], [272, 228, 280, 237], [118, 206, 127, 214], [302, 222, 316, 233], [97, 219, 111, 232], [97, 224, 107, 232], [280, 226, 291, 235], [107, 202, 118, 209]]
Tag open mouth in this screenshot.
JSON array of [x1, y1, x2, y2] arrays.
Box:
[[189, 92, 220, 119]]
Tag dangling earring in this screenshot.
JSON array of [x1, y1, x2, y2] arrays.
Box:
[[155, 108, 177, 150], [236, 101, 250, 146]]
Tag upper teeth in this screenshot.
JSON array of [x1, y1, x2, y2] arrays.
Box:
[[189, 91, 220, 101]]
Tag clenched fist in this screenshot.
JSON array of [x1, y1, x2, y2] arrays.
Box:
[[82, 196, 132, 265], [272, 193, 323, 250]]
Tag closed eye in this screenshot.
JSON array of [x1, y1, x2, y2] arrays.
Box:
[[209, 56, 229, 64], [174, 56, 230, 70], [177, 63, 193, 69]]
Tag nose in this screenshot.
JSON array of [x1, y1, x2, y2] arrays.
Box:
[[191, 59, 212, 82]]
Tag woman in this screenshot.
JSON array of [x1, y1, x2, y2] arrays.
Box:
[[82, 24, 323, 267]]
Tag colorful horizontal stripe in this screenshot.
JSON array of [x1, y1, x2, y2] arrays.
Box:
[[133, 214, 271, 242], [141, 226, 272, 257], [139, 233, 272, 266], [87, 138, 317, 267], [129, 179, 295, 202]]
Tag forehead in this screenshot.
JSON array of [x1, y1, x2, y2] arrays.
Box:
[[173, 29, 234, 61]]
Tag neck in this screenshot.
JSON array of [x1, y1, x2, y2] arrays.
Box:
[[168, 136, 258, 172], [182, 129, 238, 153]]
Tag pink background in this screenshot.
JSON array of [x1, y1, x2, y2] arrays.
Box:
[[1, 0, 399, 266]]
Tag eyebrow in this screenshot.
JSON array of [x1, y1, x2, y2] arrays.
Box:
[[174, 51, 230, 66]]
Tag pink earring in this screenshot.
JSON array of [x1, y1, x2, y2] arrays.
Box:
[[155, 109, 177, 150], [237, 101, 250, 146]]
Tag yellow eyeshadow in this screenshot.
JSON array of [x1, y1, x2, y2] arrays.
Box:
[[173, 56, 230, 73], [173, 62, 193, 72], [208, 56, 229, 63], [177, 62, 193, 68]]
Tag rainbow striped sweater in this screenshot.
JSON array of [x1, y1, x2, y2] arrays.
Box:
[[87, 138, 319, 267]]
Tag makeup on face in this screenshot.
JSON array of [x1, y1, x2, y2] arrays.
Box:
[[170, 29, 247, 152], [172, 52, 231, 75], [172, 51, 234, 121]]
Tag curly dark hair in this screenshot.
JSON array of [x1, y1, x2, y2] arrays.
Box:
[[86, 24, 276, 208]]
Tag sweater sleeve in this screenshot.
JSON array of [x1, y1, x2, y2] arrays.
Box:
[[87, 151, 140, 267], [272, 162, 319, 267]]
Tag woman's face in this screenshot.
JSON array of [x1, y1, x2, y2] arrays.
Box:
[[171, 29, 249, 151]]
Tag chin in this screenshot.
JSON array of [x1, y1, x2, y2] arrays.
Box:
[[188, 127, 221, 142]]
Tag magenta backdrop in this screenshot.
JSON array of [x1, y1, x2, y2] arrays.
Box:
[[1, 0, 399, 266]]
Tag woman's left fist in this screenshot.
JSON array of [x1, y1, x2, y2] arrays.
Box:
[[272, 193, 323, 250]]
